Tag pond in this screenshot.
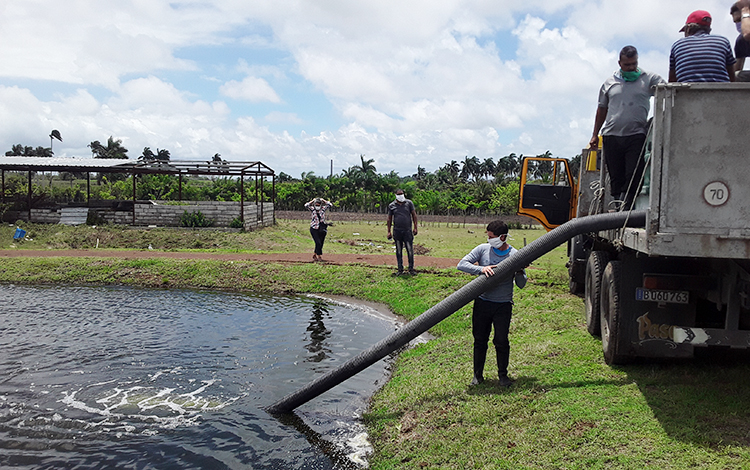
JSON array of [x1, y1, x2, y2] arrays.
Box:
[[0, 284, 409, 469]]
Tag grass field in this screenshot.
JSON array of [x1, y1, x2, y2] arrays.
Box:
[[2, 220, 750, 469]]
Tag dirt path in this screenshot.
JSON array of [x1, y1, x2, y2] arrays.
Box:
[[0, 249, 460, 270]]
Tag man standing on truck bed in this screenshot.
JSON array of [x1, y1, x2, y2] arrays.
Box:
[[730, 1, 750, 81], [669, 10, 736, 83], [589, 45, 665, 209]]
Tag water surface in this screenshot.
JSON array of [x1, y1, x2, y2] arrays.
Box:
[[0, 285, 402, 469]]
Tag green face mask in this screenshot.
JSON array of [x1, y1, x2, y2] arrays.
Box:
[[620, 68, 642, 82]]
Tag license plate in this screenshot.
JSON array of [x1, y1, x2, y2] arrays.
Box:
[[636, 288, 689, 304]]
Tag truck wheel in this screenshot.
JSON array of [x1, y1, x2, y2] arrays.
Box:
[[584, 251, 609, 336], [567, 235, 588, 295], [569, 263, 585, 295], [600, 260, 629, 365]]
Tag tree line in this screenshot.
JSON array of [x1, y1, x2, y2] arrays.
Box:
[[275, 153, 580, 216], [3, 133, 579, 216]]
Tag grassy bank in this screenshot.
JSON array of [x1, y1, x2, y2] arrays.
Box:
[[2, 221, 750, 468]]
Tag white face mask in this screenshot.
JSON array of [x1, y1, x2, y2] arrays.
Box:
[[488, 236, 507, 249], [737, 22, 743, 33], [396, 194, 406, 202]]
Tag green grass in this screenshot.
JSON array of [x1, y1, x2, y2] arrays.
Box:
[[2, 222, 750, 468], [0, 218, 541, 257]]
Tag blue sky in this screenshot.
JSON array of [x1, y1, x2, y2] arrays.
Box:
[[0, 0, 741, 178]]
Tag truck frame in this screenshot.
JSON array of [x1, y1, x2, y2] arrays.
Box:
[[518, 83, 750, 364]]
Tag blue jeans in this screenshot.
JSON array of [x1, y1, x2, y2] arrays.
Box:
[[393, 229, 414, 271], [472, 298, 512, 379]]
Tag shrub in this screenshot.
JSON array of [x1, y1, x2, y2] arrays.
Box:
[[229, 217, 244, 229], [180, 210, 213, 228]]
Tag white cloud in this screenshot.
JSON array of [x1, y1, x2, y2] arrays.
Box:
[[220, 76, 282, 103], [1, 0, 740, 177]]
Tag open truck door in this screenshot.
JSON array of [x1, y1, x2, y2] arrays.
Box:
[[517, 156, 577, 231]]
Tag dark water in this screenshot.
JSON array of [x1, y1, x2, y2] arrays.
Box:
[[0, 285, 404, 469]]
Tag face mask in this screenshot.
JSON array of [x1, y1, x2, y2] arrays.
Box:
[[488, 237, 506, 249], [314, 205, 321, 210], [396, 194, 406, 202], [620, 68, 642, 82], [737, 22, 743, 33]]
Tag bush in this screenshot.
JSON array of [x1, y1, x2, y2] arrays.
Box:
[[180, 210, 213, 228], [229, 217, 244, 229]]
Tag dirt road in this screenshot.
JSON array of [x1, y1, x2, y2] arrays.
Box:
[[0, 249, 460, 270]]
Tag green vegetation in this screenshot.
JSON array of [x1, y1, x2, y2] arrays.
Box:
[[1, 152, 580, 220], [179, 210, 213, 228], [1, 221, 750, 469]]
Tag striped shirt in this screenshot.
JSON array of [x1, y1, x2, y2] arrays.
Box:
[[670, 31, 736, 82]]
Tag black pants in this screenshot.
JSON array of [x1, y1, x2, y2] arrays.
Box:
[[310, 227, 327, 256], [472, 298, 512, 379], [393, 229, 414, 271], [602, 134, 647, 204]]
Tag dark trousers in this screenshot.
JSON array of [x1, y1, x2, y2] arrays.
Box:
[[393, 229, 414, 271], [472, 298, 512, 379], [310, 227, 327, 255], [602, 134, 647, 204]]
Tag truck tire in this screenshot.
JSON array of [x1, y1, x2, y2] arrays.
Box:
[[600, 260, 629, 365], [567, 235, 589, 295], [569, 263, 585, 294], [584, 251, 609, 336]]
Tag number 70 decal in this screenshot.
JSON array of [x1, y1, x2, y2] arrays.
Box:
[[703, 181, 729, 207]]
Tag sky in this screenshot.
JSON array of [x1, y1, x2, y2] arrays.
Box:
[[0, 0, 742, 178]]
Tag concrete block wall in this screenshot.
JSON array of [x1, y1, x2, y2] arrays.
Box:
[[243, 202, 274, 229], [28, 201, 274, 228], [135, 201, 241, 227], [92, 210, 132, 225], [30, 208, 61, 224]]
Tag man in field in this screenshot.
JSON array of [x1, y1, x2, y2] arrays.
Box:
[[458, 220, 526, 387], [386, 189, 418, 276]]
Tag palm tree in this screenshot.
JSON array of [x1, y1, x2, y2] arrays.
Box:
[[139, 147, 156, 163], [447, 160, 460, 180], [413, 165, 427, 181], [357, 154, 377, 180], [460, 156, 481, 182], [480, 158, 496, 180], [497, 153, 520, 181], [88, 136, 128, 159], [156, 148, 170, 163]]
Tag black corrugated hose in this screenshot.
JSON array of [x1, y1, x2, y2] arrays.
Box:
[[266, 210, 646, 415]]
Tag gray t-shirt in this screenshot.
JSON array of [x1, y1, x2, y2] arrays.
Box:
[[387, 199, 415, 231], [598, 69, 665, 137]]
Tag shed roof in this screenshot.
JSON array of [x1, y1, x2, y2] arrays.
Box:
[[0, 157, 274, 177]]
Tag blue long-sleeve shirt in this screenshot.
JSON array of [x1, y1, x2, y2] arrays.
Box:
[[457, 244, 527, 303]]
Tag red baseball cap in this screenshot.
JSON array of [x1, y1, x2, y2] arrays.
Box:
[[680, 10, 712, 31]]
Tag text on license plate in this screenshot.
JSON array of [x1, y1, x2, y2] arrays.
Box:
[[636, 288, 689, 304]]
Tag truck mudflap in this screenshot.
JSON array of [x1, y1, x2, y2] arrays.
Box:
[[673, 328, 750, 348]]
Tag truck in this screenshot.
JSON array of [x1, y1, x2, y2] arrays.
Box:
[[517, 83, 750, 364]]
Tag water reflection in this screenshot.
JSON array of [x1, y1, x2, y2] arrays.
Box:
[[305, 299, 333, 363]]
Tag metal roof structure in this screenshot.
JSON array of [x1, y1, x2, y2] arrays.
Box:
[[0, 157, 274, 177], [1, 157, 276, 224]]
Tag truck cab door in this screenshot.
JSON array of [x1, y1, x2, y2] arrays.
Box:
[[517, 157, 577, 231]]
